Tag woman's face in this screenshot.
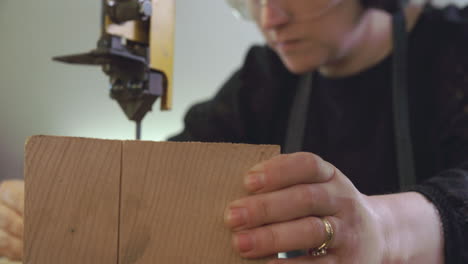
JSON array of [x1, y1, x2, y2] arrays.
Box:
[[251, 0, 364, 74]]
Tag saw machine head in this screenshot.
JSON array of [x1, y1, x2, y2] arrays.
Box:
[[54, 0, 175, 125]]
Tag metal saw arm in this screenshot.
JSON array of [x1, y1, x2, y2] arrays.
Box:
[[53, 0, 175, 138]]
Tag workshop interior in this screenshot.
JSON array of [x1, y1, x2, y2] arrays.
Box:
[[2, 0, 468, 263], [0, 0, 263, 182]]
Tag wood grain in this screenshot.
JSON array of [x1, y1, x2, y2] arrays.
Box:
[[24, 136, 121, 264], [24, 137, 280, 263], [119, 141, 279, 264]]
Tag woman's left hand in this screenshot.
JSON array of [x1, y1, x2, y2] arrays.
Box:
[[224, 152, 393, 263]]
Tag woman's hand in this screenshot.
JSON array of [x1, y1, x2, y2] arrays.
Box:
[[224, 152, 444, 264], [0, 180, 24, 261]]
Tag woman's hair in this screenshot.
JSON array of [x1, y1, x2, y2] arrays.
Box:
[[361, 0, 401, 12]]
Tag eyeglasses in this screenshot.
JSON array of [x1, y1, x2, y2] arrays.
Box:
[[226, 0, 256, 20], [226, 0, 343, 21]]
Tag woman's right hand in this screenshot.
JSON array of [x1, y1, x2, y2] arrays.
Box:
[[0, 180, 23, 261]]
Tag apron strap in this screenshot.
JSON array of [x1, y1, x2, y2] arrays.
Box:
[[392, 8, 417, 188], [283, 72, 314, 154]]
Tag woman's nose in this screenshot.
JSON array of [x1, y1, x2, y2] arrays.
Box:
[[259, 0, 290, 30]]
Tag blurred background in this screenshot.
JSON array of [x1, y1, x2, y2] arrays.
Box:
[[0, 0, 263, 181]]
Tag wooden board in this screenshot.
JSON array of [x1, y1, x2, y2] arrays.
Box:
[[119, 141, 279, 264], [25, 136, 279, 264], [24, 136, 121, 264]]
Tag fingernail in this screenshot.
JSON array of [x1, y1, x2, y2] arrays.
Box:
[[225, 208, 247, 229], [245, 164, 265, 192], [233, 233, 254, 253], [244, 173, 265, 192], [249, 163, 264, 173]]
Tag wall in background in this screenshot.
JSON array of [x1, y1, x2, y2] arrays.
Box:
[[0, 0, 263, 180]]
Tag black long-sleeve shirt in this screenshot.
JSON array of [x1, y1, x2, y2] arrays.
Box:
[[170, 7, 468, 263]]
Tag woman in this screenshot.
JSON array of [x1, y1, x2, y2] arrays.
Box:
[[0, 0, 467, 262]]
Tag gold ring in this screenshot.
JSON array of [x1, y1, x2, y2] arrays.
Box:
[[308, 217, 334, 257]]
